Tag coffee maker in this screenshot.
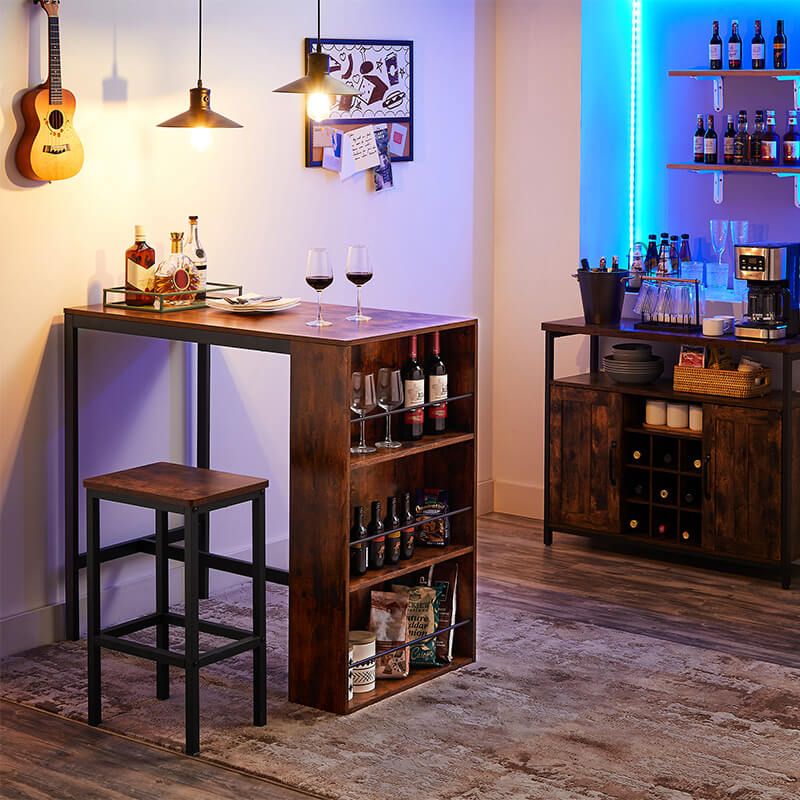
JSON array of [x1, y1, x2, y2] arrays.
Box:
[[734, 242, 800, 340]]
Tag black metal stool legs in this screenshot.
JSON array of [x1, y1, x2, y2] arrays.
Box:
[[183, 509, 201, 756], [86, 492, 101, 726], [155, 510, 170, 700], [252, 490, 267, 727]]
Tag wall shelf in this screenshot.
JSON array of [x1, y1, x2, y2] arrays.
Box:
[[668, 69, 800, 110]]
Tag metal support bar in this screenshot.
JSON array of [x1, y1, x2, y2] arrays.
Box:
[[771, 172, 800, 208], [101, 613, 161, 639], [96, 634, 187, 667], [198, 635, 262, 667], [713, 170, 724, 204], [774, 75, 800, 109], [694, 75, 724, 111], [543, 331, 555, 547], [197, 342, 210, 599], [64, 318, 79, 641]]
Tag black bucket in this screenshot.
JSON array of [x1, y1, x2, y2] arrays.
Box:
[[574, 270, 629, 325]]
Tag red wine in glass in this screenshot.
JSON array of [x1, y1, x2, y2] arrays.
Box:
[[346, 272, 372, 287], [306, 276, 333, 291]]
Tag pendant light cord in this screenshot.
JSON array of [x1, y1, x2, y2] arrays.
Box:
[[316, 0, 321, 52], [198, 0, 203, 83]]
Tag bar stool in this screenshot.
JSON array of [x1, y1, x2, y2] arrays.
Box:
[[83, 461, 268, 755]]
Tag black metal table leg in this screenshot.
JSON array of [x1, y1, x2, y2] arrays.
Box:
[[86, 491, 101, 726], [155, 510, 170, 699], [65, 317, 80, 640], [780, 353, 794, 590], [543, 331, 555, 546], [590, 334, 599, 373], [252, 490, 267, 727], [197, 343, 211, 599], [183, 509, 200, 755]]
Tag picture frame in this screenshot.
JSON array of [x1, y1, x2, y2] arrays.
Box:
[[304, 38, 414, 168]]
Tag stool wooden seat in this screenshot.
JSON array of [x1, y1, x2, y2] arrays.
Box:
[[84, 462, 268, 755]]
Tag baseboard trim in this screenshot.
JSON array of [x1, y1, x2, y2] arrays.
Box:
[[477, 479, 494, 516], [493, 480, 543, 519]]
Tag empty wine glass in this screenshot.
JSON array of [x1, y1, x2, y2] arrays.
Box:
[[710, 219, 729, 269], [375, 368, 403, 449], [305, 248, 333, 327], [729, 220, 750, 291], [345, 245, 373, 322], [350, 372, 376, 455]]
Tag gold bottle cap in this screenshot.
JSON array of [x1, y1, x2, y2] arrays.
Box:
[[170, 232, 184, 241], [694, 459, 702, 469], [682, 531, 690, 540], [134, 224, 146, 240], [630, 519, 638, 529]]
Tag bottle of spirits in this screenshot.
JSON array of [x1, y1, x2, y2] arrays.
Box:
[[785, 111, 800, 165], [350, 506, 368, 576], [774, 20, 787, 69], [728, 20, 742, 69], [733, 110, 750, 164], [693, 114, 706, 163], [750, 111, 764, 165], [709, 21, 723, 69], [704, 114, 718, 164], [761, 111, 780, 165], [425, 331, 448, 435], [400, 491, 415, 559], [751, 20, 766, 68], [657, 234, 670, 277], [384, 496, 401, 565], [669, 236, 681, 276], [124, 225, 156, 306], [367, 500, 385, 570], [401, 336, 425, 441], [679, 234, 692, 263], [153, 232, 200, 306], [185, 216, 207, 300], [645, 235, 659, 275], [723, 114, 736, 164]]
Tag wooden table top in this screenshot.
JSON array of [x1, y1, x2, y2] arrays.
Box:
[[64, 302, 476, 347]]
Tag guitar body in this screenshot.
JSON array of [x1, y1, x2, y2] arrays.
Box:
[[16, 84, 84, 181]]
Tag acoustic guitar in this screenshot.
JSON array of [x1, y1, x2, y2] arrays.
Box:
[[16, 0, 84, 182]]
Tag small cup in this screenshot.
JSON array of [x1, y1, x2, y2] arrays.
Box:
[[702, 318, 724, 336], [714, 315, 735, 333], [645, 399, 667, 426], [667, 402, 689, 429], [689, 405, 703, 432], [349, 631, 376, 694]]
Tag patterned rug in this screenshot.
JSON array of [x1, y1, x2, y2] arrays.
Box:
[[2, 581, 799, 800]]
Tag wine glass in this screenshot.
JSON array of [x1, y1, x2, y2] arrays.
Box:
[[350, 372, 376, 455], [729, 220, 750, 291], [345, 245, 373, 322], [305, 248, 333, 327], [375, 368, 403, 449], [710, 219, 729, 271]]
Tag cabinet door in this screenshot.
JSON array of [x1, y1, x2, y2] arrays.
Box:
[[549, 386, 622, 532], [703, 404, 781, 562]]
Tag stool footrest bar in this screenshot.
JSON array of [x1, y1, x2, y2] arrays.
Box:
[[101, 613, 161, 638], [199, 636, 262, 667], [96, 634, 186, 667]]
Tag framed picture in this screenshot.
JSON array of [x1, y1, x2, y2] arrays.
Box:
[[304, 38, 413, 167]]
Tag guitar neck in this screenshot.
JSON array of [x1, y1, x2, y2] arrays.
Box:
[[48, 16, 62, 105]]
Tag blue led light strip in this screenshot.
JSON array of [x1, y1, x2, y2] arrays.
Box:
[[630, 0, 641, 253]]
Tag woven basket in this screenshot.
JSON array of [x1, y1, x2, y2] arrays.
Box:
[[673, 365, 772, 398]]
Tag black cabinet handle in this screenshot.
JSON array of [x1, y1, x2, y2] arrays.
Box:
[[703, 453, 711, 500], [609, 440, 617, 486]]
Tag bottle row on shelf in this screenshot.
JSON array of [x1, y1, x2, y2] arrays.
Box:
[[628, 434, 703, 474], [692, 110, 799, 166], [708, 19, 788, 70], [624, 504, 702, 546], [626, 467, 702, 510]]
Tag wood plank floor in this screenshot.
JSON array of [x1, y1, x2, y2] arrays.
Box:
[[3, 512, 799, 799]]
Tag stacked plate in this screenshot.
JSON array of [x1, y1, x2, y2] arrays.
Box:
[[206, 295, 302, 314], [603, 344, 664, 384]]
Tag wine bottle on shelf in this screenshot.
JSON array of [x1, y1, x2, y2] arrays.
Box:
[[785, 111, 800, 166], [728, 20, 742, 69], [367, 500, 385, 570], [350, 506, 368, 576], [384, 496, 401, 565], [185, 215, 207, 300], [733, 110, 750, 165], [751, 19, 766, 69], [774, 20, 787, 69], [669, 236, 681, 276], [400, 491, 415, 559], [627, 514, 642, 532], [631, 482, 647, 499], [704, 114, 718, 164], [709, 20, 723, 69], [683, 489, 697, 506], [761, 111, 780, 165], [723, 114, 736, 164], [125, 225, 156, 306], [402, 335, 425, 441], [425, 331, 448, 435], [750, 111, 764, 165], [693, 114, 706, 163], [657, 485, 672, 502], [645, 235, 659, 274], [657, 234, 670, 277], [679, 234, 692, 263], [680, 520, 701, 545]]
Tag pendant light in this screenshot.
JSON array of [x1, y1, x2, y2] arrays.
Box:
[[273, 0, 360, 122], [157, 0, 242, 150]]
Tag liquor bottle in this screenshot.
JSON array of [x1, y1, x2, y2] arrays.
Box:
[[384, 496, 401, 565], [784, 111, 800, 165], [728, 20, 742, 69], [657, 235, 670, 278], [774, 20, 787, 69], [733, 110, 750, 165], [632, 448, 644, 462], [185, 216, 207, 301], [693, 114, 706, 163], [680, 522, 700, 545], [124, 225, 156, 306], [751, 111, 765, 165], [350, 506, 368, 576], [645, 235, 659, 274], [425, 331, 448, 435], [402, 335, 425, 441], [655, 520, 672, 538], [669, 236, 681, 276], [400, 491, 415, 559], [760, 111, 780, 165], [679, 234, 692, 263], [709, 21, 723, 69], [704, 114, 718, 164], [751, 20, 765, 69], [153, 232, 200, 307], [367, 500, 385, 570], [723, 114, 736, 164]]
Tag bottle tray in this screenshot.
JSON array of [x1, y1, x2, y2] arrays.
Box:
[[103, 282, 242, 313]]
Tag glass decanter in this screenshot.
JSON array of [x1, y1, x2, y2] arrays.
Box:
[[153, 232, 200, 306]]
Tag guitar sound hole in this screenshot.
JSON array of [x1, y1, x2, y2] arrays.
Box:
[[48, 109, 64, 129]]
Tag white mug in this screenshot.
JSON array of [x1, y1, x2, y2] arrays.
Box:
[[689, 405, 703, 432], [645, 400, 667, 426]]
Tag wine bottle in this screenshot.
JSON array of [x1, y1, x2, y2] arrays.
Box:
[[723, 114, 736, 164], [751, 19, 765, 69], [645, 235, 659, 274], [751, 111, 764, 165], [683, 490, 696, 505], [693, 114, 706, 163], [733, 110, 750, 165], [367, 500, 385, 570], [384, 496, 401, 565], [669, 236, 681, 276], [679, 234, 692, 263], [425, 331, 448, 435], [785, 111, 800, 166], [728, 20, 742, 69], [402, 335, 425, 441], [125, 225, 156, 306], [658, 485, 671, 502], [400, 491, 415, 559], [350, 506, 368, 576], [632, 447, 644, 462], [628, 517, 641, 531], [709, 20, 723, 69], [761, 110, 780, 165], [774, 20, 787, 69], [185, 215, 207, 300], [692, 457, 702, 471], [704, 114, 718, 164], [632, 483, 647, 497]]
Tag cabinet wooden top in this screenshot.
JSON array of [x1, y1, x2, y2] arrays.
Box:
[[542, 317, 800, 354], [64, 302, 476, 346]]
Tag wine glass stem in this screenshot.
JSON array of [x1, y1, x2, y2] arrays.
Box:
[[385, 414, 392, 443], [316, 291, 323, 324], [359, 416, 367, 449], [357, 286, 363, 318]]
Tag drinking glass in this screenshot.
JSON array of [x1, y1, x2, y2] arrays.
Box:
[[350, 372, 377, 454], [375, 368, 403, 449], [345, 245, 373, 322], [305, 248, 333, 327], [710, 219, 729, 270], [729, 220, 750, 291]]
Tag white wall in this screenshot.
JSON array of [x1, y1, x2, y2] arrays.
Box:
[[0, 0, 495, 655], [492, 0, 583, 518]]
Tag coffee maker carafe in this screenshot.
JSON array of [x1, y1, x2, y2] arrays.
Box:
[[734, 243, 800, 340]]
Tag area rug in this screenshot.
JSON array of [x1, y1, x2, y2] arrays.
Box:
[[2, 580, 799, 800]]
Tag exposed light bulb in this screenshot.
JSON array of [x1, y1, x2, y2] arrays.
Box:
[[306, 92, 331, 122], [190, 126, 212, 151]]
